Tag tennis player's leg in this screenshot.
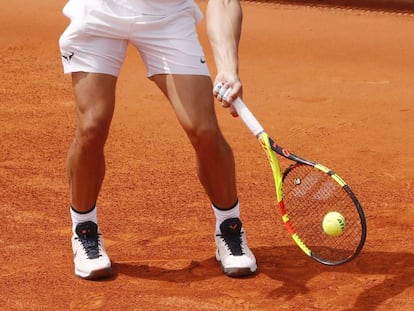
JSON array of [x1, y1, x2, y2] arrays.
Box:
[[151, 74, 257, 277], [136, 4, 257, 277], [65, 73, 116, 279], [59, 6, 128, 278]]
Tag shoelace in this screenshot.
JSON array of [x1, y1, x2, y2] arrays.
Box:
[[76, 235, 102, 259], [216, 232, 245, 256]]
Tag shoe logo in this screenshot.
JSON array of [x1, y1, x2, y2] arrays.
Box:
[[200, 57, 206, 64], [229, 224, 238, 230], [62, 52, 74, 62]]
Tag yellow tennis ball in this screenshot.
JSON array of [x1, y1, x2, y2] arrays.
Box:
[[322, 211, 346, 236]]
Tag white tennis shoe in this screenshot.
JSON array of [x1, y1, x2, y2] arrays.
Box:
[[215, 218, 257, 277], [72, 221, 112, 279]]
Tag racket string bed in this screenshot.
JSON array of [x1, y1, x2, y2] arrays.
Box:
[[282, 165, 363, 263]]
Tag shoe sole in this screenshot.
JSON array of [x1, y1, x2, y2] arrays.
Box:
[[75, 267, 113, 280], [221, 265, 257, 277], [216, 250, 257, 277]]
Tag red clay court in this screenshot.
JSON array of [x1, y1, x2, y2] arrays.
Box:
[[1, 0, 413, 310]]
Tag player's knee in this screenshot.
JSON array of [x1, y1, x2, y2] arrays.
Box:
[[186, 124, 223, 151], [75, 119, 110, 152]]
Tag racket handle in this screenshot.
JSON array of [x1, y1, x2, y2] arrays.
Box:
[[232, 97, 264, 137]]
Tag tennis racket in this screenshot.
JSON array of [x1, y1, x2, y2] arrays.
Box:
[[216, 84, 367, 265]]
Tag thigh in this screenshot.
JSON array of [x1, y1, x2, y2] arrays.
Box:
[[151, 74, 217, 133], [72, 72, 117, 129]]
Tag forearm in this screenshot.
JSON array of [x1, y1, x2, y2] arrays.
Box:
[[206, 0, 243, 75]]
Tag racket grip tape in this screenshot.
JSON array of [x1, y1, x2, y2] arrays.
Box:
[[232, 98, 264, 137]]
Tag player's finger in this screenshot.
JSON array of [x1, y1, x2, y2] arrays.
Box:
[[221, 88, 232, 102], [213, 82, 223, 96], [229, 104, 239, 117], [213, 82, 240, 116], [217, 84, 230, 102], [224, 88, 238, 104]]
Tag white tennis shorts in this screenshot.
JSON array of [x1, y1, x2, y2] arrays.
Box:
[[59, 0, 210, 77]]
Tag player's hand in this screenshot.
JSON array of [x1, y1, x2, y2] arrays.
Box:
[[213, 74, 242, 117]]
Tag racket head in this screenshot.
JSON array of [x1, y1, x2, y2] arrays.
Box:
[[281, 162, 367, 265]]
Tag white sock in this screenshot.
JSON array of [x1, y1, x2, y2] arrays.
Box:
[[70, 205, 98, 235], [212, 200, 240, 233]]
